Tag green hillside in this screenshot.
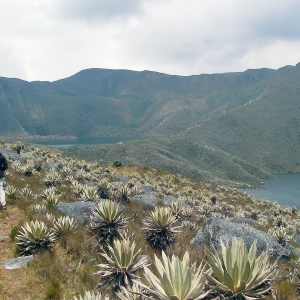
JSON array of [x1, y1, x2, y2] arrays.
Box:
[[1, 63, 300, 185]]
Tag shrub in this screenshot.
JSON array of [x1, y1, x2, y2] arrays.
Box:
[[113, 161, 122, 167]]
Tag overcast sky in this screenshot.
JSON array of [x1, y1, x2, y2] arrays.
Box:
[[1, 0, 300, 82]]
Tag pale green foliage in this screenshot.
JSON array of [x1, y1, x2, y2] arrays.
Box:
[[143, 207, 181, 250], [32, 203, 47, 213], [16, 220, 57, 255], [20, 185, 33, 198], [141, 251, 209, 300], [116, 284, 146, 300], [119, 229, 135, 240], [54, 216, 78, 236], [268, 226, 295, 246], [44, 194, 60, 208], [5, 185, 17, 197], [21, 161, 35, 176], [42, 186, 57, 199], [44, 169, 61, 187], [73, 291, 110, 300], [95, 238, 149, 290], [205, 237, 277, 299], [83, 185, 98, 201], [90, 200, 127, 244], [170, 201, 184, 220]]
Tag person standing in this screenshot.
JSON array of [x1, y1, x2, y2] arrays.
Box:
[[0, 152, 8, 210]]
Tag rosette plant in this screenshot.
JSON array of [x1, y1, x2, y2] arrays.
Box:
[[140, 251, 210, 300], [73, 291, 110, 300], [143, 207, 181, 250], [95, 239, 149, 290], [16, 220, 57, 255], [90, 200, 127, 245], [205, 237, 278, 299]]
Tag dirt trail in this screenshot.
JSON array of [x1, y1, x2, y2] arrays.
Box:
[[0, 207, 42, 300]]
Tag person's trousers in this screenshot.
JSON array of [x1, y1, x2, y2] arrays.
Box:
[[0, 178, 6, 207]]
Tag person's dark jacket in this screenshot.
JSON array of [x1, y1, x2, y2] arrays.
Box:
[[0, 152, 8, 178]]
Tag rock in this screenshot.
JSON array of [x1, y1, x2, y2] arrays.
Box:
[[132, 195, 157, 207], [42, 162, 60, 170], [0, 148, 24, 162], [0, 236, 9, 241], [163, 196, 179, 206], [21, 153, 36, 160], [294, 235, 300, 247], [56, 200, 103, 224], [113, 175, 130, 183], [142, 186, 158, 198], [232, 216, 258, 225], [191, 217, 291, 260], [3, 255, 34, 270]]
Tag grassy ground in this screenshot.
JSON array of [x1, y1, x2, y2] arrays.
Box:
[[0, 142, 300, 299]]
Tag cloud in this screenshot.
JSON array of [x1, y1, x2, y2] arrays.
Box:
[[0, 0, 300, 81], [48, 0, 143, 23]]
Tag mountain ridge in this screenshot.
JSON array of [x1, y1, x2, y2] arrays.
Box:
[[1, 62, 300, 186]]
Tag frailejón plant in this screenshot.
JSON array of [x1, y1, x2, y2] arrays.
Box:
[[95, 238, 149, 290], [205, 237, 278, 299], [140, 251, 210, 300], [16, 220, 57, 255]]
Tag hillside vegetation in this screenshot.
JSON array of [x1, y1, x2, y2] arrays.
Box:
[[1, 63, 300, 185], [1, 141, 300, 299]]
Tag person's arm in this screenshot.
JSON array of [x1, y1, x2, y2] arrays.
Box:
[[2, 156, 8, 171]]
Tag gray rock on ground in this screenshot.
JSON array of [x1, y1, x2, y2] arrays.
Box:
[[191, 217, 291, 260], [56, 200, 103, 224], [0, 148, 24, 162], [142, 185, 158, 198], [113, 175, 130, 183], [42, 162, 60, 170], [131, 195, 157, 207], [163, 196, 179, 206], [232, 216, 258, 225], [3, 255, 34, 270]]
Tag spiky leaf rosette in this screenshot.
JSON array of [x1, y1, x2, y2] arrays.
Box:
[[54, 216, 78, 236], [83, 185, 98, 201], [143, 207, 181, 250], [16, 220, 57, 255], [73, 291, 110, 300], [96, 239, 149, 290], [90, 200, 127, 245], [205, 237, 278, 299], [139, 251, 210, 300], [116, 284, 146, 300]]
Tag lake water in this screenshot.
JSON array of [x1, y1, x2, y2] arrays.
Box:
[[20, 136, 145, 148], [241, 173, 300, 208]]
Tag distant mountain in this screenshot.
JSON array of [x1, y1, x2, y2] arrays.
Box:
[[1, 63, 300, 185]]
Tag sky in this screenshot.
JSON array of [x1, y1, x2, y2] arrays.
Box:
[[1, 0, 300, 82]]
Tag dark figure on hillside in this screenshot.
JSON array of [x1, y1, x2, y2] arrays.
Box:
[[0, 152, 8, 210], [15, 141, 24, 154]]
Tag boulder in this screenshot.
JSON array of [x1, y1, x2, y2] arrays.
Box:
[[163, 196, 179, 206], [191, 217, 291, 260], [142, 185, 158, 198], [55, 200, 103, 224], [131, 195, 157, 207], [232, 216, 258, 225], [113, 175, 130, 183], [3, 255, 34, 270], [0, 148, 24, 162], [42, 162, 60, 170]]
